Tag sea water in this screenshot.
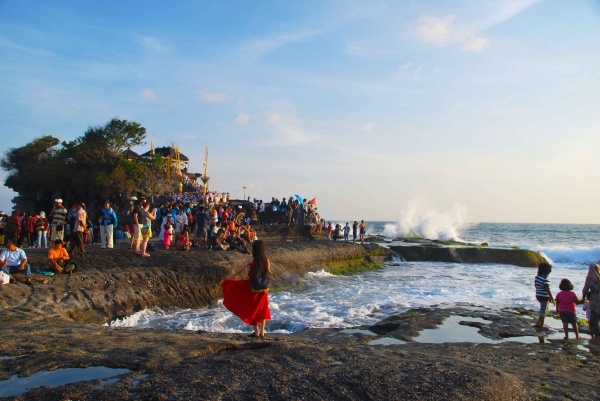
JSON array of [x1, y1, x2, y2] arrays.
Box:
[[111, 222, 599, 334]]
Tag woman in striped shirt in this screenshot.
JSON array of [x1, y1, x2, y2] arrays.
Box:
[[534, 262, 555, 330]]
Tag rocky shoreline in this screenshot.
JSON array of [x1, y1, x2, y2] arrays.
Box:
[[1, 237, 598, 400]]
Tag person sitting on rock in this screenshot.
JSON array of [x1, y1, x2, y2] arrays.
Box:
[[0, 236, 33, 285], [214, 229, 230, 251], [226, 231, 249, 254], [176, 230, 191, 251], [239, 222, 256, 244], [48, 239, 73, 274]]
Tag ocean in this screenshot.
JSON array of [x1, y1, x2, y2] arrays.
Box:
[[109, 222, 600, 333]]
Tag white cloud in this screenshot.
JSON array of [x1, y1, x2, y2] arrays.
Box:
[[200, 91, 228, 103], [0, 36, 54, 56], [416, 15, 455, 43], [264, 113, 281, 124], [234, 114, 250, 124], [241, 29, 324, 59], [413, 64, 425, 78], [139, 36, 167, 51], [462, 36, 488, 52], [141, 89, 156, 100], [416, 15, 488, 52], [361, 123, 374, 131], [258, 114, 317, 146], [399, 62, 413, 71], [184, 135, 197, 139]]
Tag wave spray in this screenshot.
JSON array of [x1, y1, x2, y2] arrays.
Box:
[[382, 200, 467, 241]]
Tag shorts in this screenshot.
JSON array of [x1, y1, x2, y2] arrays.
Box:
[[196, 226, 208, 240], [141, 225, 152, 239], [559, 311, 577, 325], [537, 298, 549, 317], [133, 224, 142, 241]]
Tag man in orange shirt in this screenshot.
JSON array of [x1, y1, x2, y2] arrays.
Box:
[[48, 239, 73, 274]]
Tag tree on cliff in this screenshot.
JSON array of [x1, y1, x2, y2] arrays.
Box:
[[1, 118, 176, 214]]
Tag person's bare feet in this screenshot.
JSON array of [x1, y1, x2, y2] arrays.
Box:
[[142, 253, 151, 258], [34, 277, 48, 284]]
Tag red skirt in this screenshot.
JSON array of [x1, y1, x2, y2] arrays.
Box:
[[221, 279, 271, 326]]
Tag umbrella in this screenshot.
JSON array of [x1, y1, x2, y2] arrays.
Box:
[[294, 195, 303, 204], [308, 198, 317, 205]]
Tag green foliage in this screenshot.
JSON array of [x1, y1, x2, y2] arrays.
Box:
[[1, 118, 169, 212]]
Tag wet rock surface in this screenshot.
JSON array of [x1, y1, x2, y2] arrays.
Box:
[[390, 244, 547, 268], [0, 240, 373, 323], [1, 241, 599, 400]]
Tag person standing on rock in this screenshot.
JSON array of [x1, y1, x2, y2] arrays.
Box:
[[139, 202, 156, 258], [99, 200, 117, 249], [359, 220, 366, 245], [343, 223, 351, 242], [132, 197, 145, 253], [49, 199, 68, 245], [221, 240, 272, 337], [534, 262, 554, 330], [67, 201, 86, 257], [352, 221, 358, 243], [583, 263, 600, 339]]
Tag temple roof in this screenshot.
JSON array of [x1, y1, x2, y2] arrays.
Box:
[[140, 146, 190, 161]]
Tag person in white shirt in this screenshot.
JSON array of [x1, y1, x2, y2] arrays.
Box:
[[175, 209, 188, 234], [0, 236, 33, 285]]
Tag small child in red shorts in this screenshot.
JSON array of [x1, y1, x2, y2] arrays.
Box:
[[555, 278, 583, 340]]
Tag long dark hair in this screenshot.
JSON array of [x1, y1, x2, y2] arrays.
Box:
[[252, 240, 271, 278]]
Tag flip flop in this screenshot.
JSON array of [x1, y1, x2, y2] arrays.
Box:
[[34, 277, 48, 284], [249, 332, 259, 338]]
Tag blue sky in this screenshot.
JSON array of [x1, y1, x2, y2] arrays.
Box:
[[1, 0, 599, 223]]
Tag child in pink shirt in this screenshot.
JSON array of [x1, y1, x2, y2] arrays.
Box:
[[555, 278, 583, 340]]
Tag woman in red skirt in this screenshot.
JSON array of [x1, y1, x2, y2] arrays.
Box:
[[221, 240, 272, 337]]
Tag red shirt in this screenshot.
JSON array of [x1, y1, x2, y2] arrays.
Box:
[[556, 290, 578, 314]]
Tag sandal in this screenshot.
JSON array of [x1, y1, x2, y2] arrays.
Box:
[[34, 278, 48, 284], [249, 332, 259, 338]]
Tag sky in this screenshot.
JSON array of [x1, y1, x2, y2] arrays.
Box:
[[1, 0, 599, 223]]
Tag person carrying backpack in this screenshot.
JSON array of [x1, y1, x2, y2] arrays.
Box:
[[221, 240, 272, 337]]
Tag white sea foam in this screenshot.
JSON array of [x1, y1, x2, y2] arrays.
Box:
[[307, 270, 335, 277], [106, 309, 158, 327], [124, 261, 589, 334], [531, 246, 600, 265], [382, 200, 467, 241]]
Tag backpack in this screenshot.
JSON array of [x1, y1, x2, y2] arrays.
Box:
[[35, 219, 45, 231], [250, 260, 270, 292]]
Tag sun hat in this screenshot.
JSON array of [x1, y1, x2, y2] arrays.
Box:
[[130, 196, 138, 201], [55, 199, 63, 203]]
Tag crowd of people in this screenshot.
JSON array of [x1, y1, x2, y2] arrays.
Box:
[[2, 195, 600, 343]]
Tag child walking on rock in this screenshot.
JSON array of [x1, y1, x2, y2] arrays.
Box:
[[534, 262, 554, 330], [555, 278, 583, 340]]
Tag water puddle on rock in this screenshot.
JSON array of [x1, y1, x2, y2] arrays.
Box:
[[0, 354, 29, 360], [341, 329, 378, 336], [0, 366, 131, 397], [369, 337, 406, 346], [415, 316, 497, 344], [131, 373, 149, 387]]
